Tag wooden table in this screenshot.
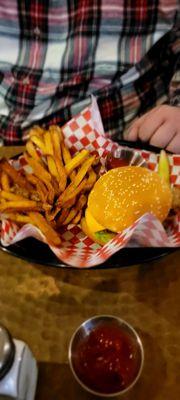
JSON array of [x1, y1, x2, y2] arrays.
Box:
[[0, 147, 180, 400]]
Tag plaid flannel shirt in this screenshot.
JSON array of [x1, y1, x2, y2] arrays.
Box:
[[0, 0, 179, 144]]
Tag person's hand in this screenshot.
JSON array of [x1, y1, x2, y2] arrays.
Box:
[[127, 105, 180, 153]]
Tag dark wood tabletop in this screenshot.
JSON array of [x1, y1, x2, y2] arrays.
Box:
[[0, 146, 180, 400]]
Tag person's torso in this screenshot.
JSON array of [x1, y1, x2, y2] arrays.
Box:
[[0, 0, 178, 134]]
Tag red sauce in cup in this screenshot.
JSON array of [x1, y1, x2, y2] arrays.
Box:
[[72, 323, 142, 394], [106, 153, 129, 170]]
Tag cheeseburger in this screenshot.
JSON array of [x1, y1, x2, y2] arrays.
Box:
[[81, 166, 172, 245]]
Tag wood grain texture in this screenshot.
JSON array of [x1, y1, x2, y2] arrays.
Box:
[[0, 146, 25, 159], [0, 148, 180, 399], [0, 250, 180, 400]]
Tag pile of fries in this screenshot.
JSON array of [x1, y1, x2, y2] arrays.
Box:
[[0, 125, 100, 246]]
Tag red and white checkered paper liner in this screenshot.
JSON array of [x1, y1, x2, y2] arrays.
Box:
[[0, 98, 180, 267]]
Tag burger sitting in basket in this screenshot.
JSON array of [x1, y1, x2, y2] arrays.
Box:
[[81, 166, 172, 245]]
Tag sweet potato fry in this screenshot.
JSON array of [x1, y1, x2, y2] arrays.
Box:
[[56, 182, 74, 204], [65, 149, 89, 175], [45, 206, 60, 222], [51, 176, 60, 194], [52, 195, 76, 223], [75, 194, 87, 211], [11, 184, 29, 199], [50, 192, 85, 223], [62, 196, 76, 209], [0, 198, 6, 204], [55, 159, 67, 192], [49, 125, 63, 142], [92, 153, 100, 166], [56, 209, 69, 226], [27, 174, 48, 198], [24, 154, 52, 183], [59, 179, 87, 205], [29, 125, 45, 137], [44, 130, 54, 155], [31, 192, 42, 202], [31, 135, 46, 154], [25, 164, 55, 204], [1, 172, 11, 191], [0, 191, 27, 202], [62, 208, 78, 225], [29, 212, 61, 246], [61, 141, 71, 164], [0, 200, 40, 213], [84, 167, 97, 190], [51, 128, 67, 191], [61, 141, 76, 181], [62, 194, 87, 225], [61, 141, 75, 180], [73, 155, 95, 188], [51, 127, 62, 161], [26, 140, 41, 162], [71, 210, 82, 224], [42, 203, 52, 212], [4, 213, 31, 224], [47, 155, 59, 180], [0, 159, 33, 192]]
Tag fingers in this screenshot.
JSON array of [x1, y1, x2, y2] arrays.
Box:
[[128, 106, 163, 142], [127, 119, 140, 141], [166, 132, 180, 153], [128, 113, 149, 141], [127, 105, 180, 153], [149, 122, 176, 149]]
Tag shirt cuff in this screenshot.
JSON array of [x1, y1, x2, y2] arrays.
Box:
[[170, 88, 180, 106]]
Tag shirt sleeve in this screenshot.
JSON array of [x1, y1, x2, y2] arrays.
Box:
[[169, 63, 180, 106], [168, 22, 180, 106]]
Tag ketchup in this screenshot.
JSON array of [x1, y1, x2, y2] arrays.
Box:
[[105, 153, 129, 170], [72, 323, 141, 394]]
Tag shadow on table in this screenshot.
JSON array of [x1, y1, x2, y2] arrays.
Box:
[[30, 250, 178, 296], [35, 331, 166, 400], [35, 361, 92, 400]]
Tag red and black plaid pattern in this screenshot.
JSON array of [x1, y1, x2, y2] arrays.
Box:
[[0, 0, 49, 142], [0, 0, 179, 144]]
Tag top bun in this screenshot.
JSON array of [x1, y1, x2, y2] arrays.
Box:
[[87, 166, 172, 232]]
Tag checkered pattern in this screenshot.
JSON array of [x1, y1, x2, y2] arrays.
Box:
[[0, 103, 180, 268], [141, 151, 180, 186], [1, 219, 19, 244]]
